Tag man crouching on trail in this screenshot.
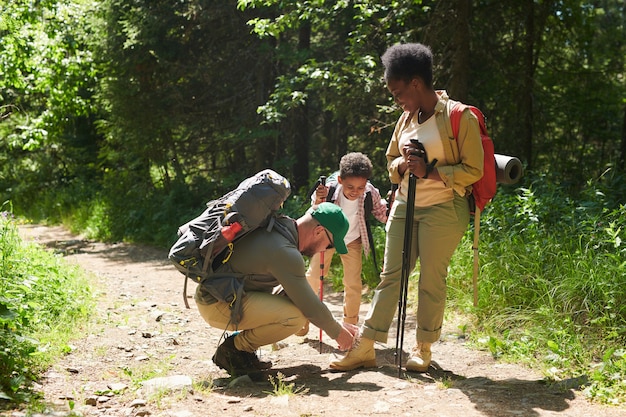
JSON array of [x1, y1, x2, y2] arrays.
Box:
[[195, 202, 358, 378]]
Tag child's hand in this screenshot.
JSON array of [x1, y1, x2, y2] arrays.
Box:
[[314, 184, 329, 204]]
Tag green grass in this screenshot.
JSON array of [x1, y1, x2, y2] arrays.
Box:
[[446, 171, 626, 405], [265, 372, 309, 397], [0, 209, 95, 407]]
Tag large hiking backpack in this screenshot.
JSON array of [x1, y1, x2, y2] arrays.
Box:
[[448, 103, 497, 307], [169, 169, 291, 308]]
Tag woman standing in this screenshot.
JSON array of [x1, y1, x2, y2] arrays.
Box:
[[330, 43, 484, 372]]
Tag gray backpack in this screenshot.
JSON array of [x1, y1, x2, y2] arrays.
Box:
[[169, 169, 292, 309]]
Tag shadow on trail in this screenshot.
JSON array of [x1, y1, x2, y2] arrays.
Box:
[[378, 345, 585, 417], [210, 350, 585, 417], [303, 337, 342, 355], [425, 364, 584, 417], [235, 338, 587, 416], [210, 363, 385, 399]]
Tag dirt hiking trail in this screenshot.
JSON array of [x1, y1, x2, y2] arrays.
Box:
[[9, 224, 626, 417]]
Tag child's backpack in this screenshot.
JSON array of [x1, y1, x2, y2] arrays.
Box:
[[448, 103, 497, 307], [169, 169, 291, 308]]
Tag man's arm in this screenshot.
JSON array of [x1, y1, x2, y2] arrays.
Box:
[[268, 246, 343, 340]]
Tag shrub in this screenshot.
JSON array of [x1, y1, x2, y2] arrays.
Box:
[[0, 209, 94, 405]]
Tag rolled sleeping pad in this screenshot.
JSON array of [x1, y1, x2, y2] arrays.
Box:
[[495, 154, 523, 185]]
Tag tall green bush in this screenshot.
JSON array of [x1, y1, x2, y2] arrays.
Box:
[[446, 170, 626, 403], [0, 210, 94, 404]]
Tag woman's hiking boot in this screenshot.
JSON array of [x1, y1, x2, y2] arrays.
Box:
[[328, 336, 376, 371], [405, 342, 432, 372]]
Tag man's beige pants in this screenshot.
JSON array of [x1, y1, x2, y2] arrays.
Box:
[[196, 292, 306, 352]]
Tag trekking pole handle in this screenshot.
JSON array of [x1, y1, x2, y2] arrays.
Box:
[[314, 176, 327, 204], [306, 176, 328, 202]]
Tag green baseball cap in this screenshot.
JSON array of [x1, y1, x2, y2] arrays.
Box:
[[311, 202, 349, 254]]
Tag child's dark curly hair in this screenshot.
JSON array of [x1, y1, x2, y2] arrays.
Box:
[[339, 152, 373, 179]]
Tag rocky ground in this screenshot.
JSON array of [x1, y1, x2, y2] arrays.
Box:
[[5, 224, 626, 417]]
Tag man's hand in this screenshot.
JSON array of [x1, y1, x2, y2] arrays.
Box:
[[335, 322, 359, 351], [342, 322, 359, 337]]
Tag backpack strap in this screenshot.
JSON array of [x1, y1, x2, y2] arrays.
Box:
[[363, 191, 380, 274], [305, 180, 321, 202], [270, 214, 298, 245], [449, 102, 466, 141], [435, 99, 461, 169], [450, 103, 476, 214], [325, 185, 337, 203], [451, 103, 488, 144], [363, 190, 373, 218]]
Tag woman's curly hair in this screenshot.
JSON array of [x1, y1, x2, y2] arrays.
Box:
[[381, 43, 433, 88]]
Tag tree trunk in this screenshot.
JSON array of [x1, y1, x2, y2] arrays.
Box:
[[290, 22, 311, 192], [618, 107, 626, 172], [521, 0, 535, 170], [255, 38, 279, 172], [449, 0, 471, 101]]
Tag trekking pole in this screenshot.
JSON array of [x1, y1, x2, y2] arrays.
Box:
[[318, 176, 326, 353], [395, 172, 417, 377]]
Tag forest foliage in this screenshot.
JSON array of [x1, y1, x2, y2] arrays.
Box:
[[1, 0, 624, 239]]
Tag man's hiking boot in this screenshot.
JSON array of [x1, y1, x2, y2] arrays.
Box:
[[329, 336, 376, 371], [241, 349, 272, 370], [212, 334, 272, 377]]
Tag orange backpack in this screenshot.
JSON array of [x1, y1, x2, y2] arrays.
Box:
[[449, 103, 497, 306], [449, 103, 497, 214]]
